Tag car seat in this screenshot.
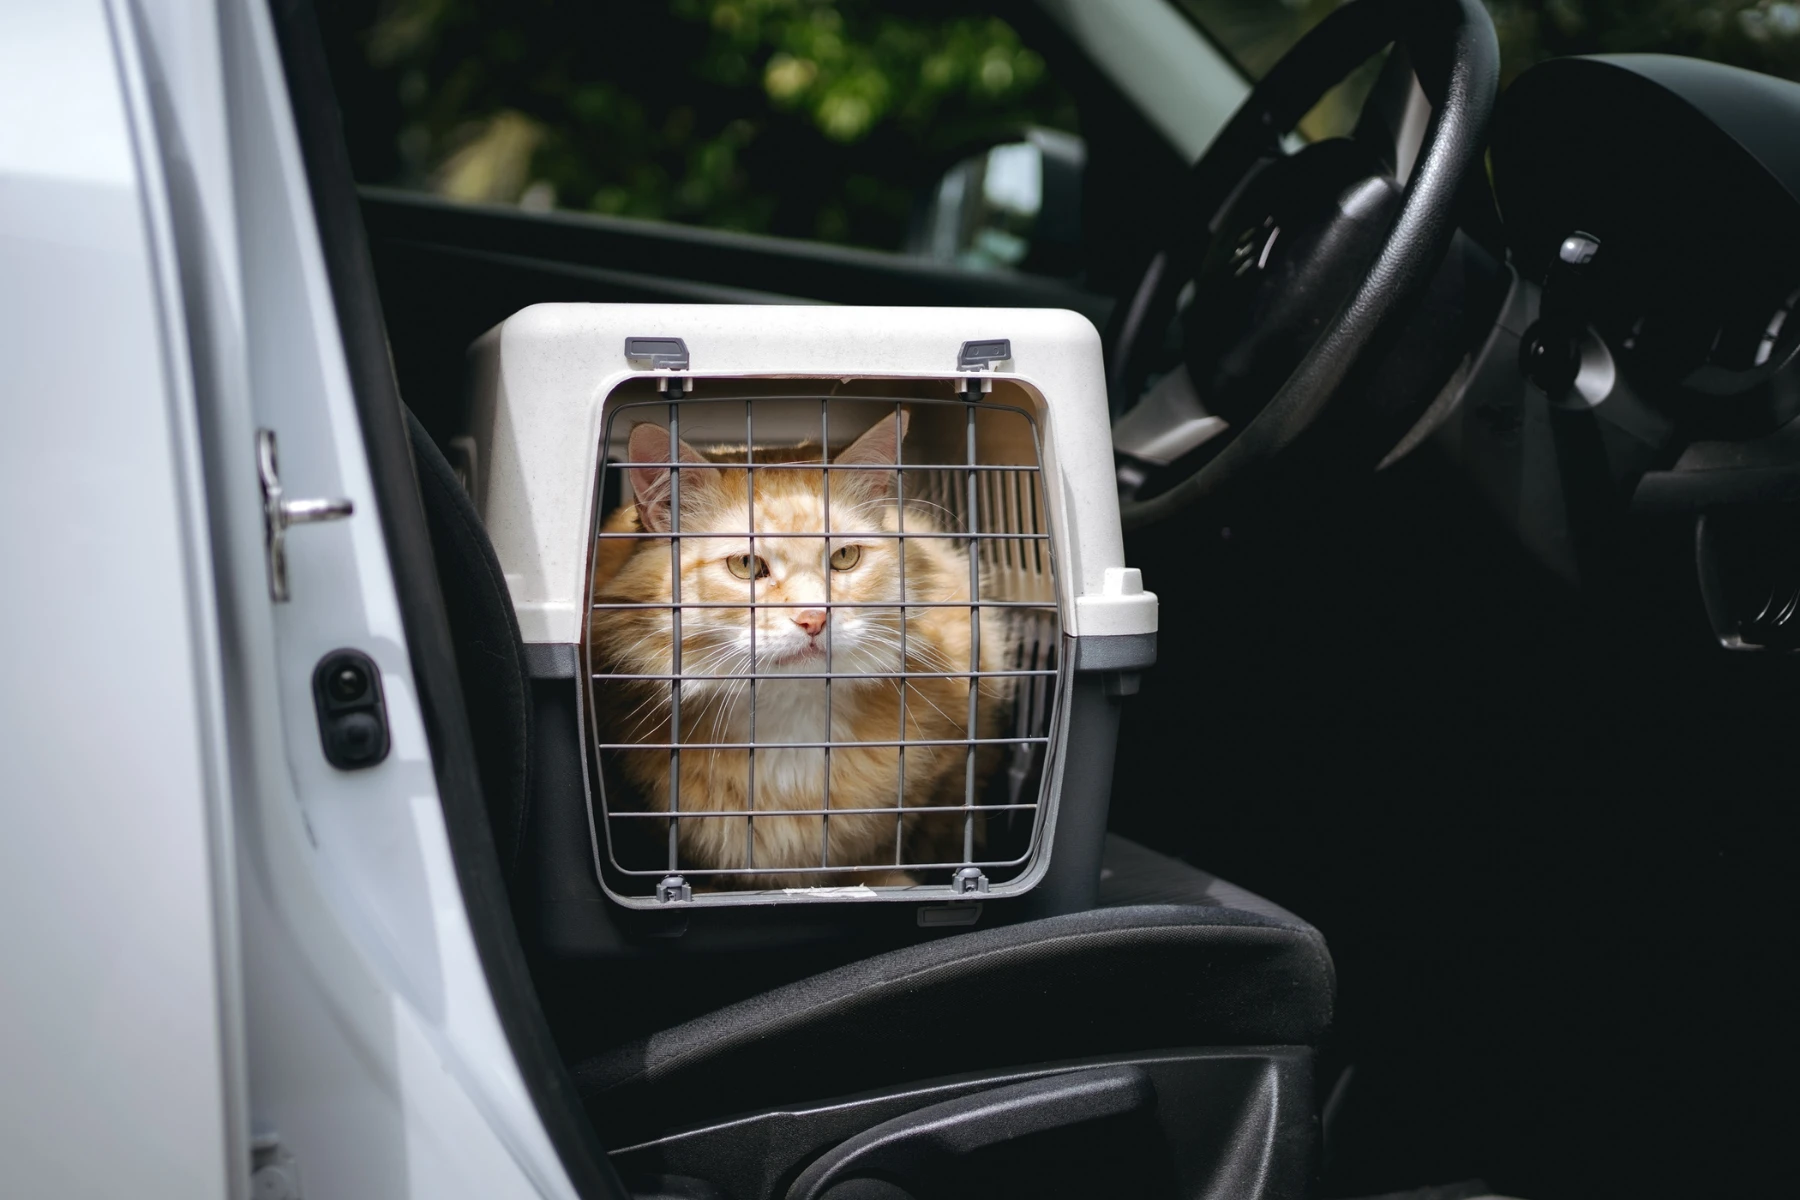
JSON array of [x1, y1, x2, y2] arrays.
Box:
[[408, 408, 1335, 1198]]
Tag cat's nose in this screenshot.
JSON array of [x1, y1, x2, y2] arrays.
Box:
[[791, 609, 827, 637]]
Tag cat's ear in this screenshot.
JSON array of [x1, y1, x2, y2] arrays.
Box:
[[627, 422, 712, 533], [832, 410, 910, 498]]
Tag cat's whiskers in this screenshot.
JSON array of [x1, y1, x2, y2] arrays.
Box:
[[853, 626, 973, 728], [611, 641, 750, 738], [700, 672, 753, 805], [674, 645, 754, 723]]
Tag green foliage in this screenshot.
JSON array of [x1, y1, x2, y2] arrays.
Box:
[[680, 0, 1048, 142], [321, 0, 1075, 251]]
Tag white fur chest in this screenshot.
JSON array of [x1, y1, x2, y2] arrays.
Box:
[[715, 679, 881, 806], [739, 680, 827, 803]]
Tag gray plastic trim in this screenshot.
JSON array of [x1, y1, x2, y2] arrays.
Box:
[[1070, 632, 1157, 672], [624, 336, 691, 370], [957, 338, 1012, 370]]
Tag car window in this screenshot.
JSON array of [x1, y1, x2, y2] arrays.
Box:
[[318, 1, 1077, 267], [1174, 0, 1800, 87]]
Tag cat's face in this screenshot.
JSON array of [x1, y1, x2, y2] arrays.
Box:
[[672, 491, 906, 676], [610, 413, 935, 681]]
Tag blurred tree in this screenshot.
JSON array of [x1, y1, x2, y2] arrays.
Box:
[[318, 0, 1076, 251]]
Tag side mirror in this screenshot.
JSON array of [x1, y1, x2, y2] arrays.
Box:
[[907, 128, 1085, 277]]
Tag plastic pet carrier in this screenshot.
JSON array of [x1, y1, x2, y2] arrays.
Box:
[[467, 305, 1155, 950]]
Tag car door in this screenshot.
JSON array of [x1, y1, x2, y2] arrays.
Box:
[[19, 2, 614, 1195], [0, 6, 239, 1195]]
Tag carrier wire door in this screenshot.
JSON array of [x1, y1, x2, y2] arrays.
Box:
[[584, 385, 1064, 907]]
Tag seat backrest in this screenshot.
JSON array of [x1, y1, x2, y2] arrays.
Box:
[[572, 901, 1334, 1145], [406, 407, 534, 881]]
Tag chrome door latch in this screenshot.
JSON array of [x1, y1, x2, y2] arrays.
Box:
[[258, 428, 352, 602]]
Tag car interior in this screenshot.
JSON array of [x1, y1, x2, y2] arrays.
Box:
[[277, 0, 1797, 1196]]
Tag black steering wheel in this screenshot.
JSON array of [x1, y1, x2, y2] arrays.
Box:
[[1111, 0, 1499, 529]]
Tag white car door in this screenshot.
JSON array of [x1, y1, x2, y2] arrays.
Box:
[[0, 4, 236, 1197], [1, 2, 586, 1196]]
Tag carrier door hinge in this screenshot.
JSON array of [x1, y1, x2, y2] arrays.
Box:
[[250, 1131, 301, 1200], [258, 429, 353, 602]]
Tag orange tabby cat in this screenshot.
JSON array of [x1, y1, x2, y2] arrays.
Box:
[[589, 411, 1007, 889]]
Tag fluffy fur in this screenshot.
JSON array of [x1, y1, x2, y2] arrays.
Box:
[[589, 412, 1007, 889]]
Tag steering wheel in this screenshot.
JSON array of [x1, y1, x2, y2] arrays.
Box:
[[1110, 0, 1499, 529]]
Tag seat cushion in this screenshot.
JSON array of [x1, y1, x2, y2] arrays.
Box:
[[1097, 833, 1306, 923], [573, 881, 1333, 1144]]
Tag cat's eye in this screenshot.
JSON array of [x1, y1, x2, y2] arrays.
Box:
[[726, 554, 770, 580], [830, 545, 863, 571]]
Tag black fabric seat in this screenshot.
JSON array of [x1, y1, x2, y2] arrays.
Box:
[[1097, 832, 1307, 921], [408, 407, 535, 881], [408, 389, 1335, 1177], [572, 895, 1333, 1146]]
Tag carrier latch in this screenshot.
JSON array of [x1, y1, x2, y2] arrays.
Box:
[[958, 340, 1010, 400], [957, 338, 1011, 371], [625, 336, 691, 371]]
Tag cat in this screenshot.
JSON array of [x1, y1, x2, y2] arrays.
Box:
[[589, 410, 1009, 890]]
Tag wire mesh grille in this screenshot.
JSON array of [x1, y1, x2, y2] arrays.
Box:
[[583, 385, 1063, 903]]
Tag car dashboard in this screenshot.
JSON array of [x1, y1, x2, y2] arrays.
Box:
[[1433, 53, 1800, 647]]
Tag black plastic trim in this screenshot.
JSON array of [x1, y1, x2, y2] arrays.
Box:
[[786, 1065, 1155, 1199], [526, 642, 582, 680], [610, 1048, 1315, 1200], [267, 3, 628, 1195], [311, 648, 391, 769]]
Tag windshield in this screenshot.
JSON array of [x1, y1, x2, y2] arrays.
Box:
[[1174, 0, 1800, 86]]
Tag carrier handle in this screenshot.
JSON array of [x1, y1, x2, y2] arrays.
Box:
[[784, 1065, 1155, 1200]]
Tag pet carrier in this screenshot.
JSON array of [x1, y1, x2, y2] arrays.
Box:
[[467, 305, 1154, 948]]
